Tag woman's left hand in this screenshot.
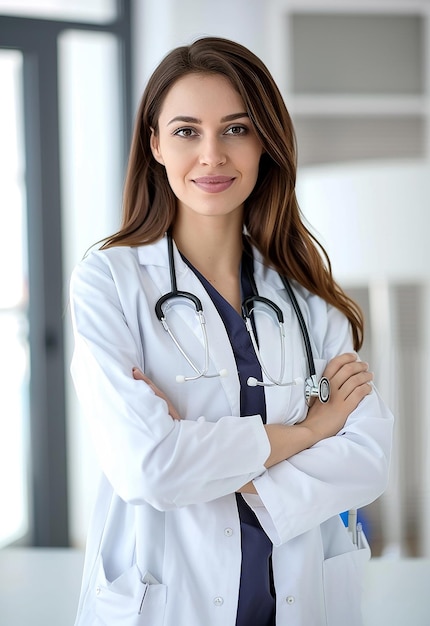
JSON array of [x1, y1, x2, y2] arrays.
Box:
[[132, 367, 182, 421]]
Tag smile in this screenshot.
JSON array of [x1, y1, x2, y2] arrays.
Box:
[[192, 176, 235, 193]]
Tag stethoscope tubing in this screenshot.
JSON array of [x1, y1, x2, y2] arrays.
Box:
[[155, 233, 330, 402]]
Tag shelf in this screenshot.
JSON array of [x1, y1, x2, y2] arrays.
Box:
[[287, 94, 428, 117]]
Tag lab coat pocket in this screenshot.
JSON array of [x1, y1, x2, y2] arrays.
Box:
[[322, 532, 370, 626], [95, 558, 167, 625]]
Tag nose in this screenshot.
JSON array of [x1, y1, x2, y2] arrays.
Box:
[[199, 135, 226, 167]]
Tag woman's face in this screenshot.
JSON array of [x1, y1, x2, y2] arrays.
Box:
[[150, 73, 263, 223]]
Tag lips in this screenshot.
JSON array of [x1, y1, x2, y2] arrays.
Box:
[[192, 175, 235, 193]]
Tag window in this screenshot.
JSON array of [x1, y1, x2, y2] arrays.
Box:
[[0, 1, 131, 546], [0, 50, 30, 546], [0, 0, 116, 22]]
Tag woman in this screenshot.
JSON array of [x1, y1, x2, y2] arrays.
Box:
[[70, 37, 393, 626]]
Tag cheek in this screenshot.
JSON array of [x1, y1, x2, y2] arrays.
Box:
[[161, 144, 193, 176], [168, 155, 199, 191], [248, 151, 263, 181], [162, 161, 189, 198], [242, 141, 264, 171]]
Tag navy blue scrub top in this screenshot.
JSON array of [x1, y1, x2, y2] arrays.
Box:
[[182, 254, 276, 626]]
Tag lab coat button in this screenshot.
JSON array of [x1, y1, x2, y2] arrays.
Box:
[[213, 596, 224, 606], [96, 586, 101, 596], [224, 527, 233, 537], [286, 595, 295, 605]]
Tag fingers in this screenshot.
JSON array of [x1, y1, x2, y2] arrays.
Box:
[[164, 405, 182, 421], [322, 352, 358, 380], [132, 367, 149, 383], [132, 368, 162, 398], [305, 353, 374, 438], [338, 368, 373, 400], [345, 380, 373, 405], [324, 355, 373, 416], [331, 361, 372, 397], [320, 353, 374, 416], [324, 354, 372, 394], [132, 367, 182, 421]]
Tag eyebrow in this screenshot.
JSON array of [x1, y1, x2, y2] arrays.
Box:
[[167, 112, 249, 125]]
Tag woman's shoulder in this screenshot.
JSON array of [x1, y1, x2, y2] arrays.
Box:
[[288, 281, 335, 332], [73, 239, 166, 275], [290, 280, 327, 310], [253, 249, 329, 311], [71, 245, 138, 278]]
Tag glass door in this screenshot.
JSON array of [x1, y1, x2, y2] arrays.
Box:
[[0, 4, 131, 546], [0, 49, 30, 546]]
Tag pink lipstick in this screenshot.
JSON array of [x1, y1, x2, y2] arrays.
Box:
[[192, 175, 235, 193]]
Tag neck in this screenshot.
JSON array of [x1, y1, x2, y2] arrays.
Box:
[[171, 214, 244, 278], [171, 212, 244, 313]]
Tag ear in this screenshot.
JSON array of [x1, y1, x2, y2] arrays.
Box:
[[150, 127, 164, 165]]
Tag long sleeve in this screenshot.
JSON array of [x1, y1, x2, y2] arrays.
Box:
[[243, 300, 394, 546], [70, 249, 270, 510]]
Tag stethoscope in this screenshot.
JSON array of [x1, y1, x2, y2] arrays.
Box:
[[155, 233, 330, 404]]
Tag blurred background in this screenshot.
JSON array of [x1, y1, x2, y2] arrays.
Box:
[[0, 0, 429, 566]]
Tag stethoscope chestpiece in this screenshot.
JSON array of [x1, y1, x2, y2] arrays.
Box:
[[305, 375, 330, 404]]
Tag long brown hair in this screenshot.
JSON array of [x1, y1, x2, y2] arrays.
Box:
[[101, 36, 363, 349]]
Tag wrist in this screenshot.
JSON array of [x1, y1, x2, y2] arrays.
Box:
[[264, 423, 319, 468], [294, 423, 321, 449], [302, 403, 335, 442]]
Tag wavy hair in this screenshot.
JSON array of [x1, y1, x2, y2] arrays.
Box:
[[101, 36, 363, 349]]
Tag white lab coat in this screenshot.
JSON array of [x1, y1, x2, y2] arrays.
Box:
[[70, 235, 393, 626]]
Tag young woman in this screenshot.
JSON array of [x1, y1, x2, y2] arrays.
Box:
[[70, 37, 393, 626]]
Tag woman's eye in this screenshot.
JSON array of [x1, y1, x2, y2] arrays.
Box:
[[225, 125, 247, 136], [173, 127, 197, 138]]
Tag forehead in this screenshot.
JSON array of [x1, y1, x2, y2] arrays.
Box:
[[158, 73, 245, 120]]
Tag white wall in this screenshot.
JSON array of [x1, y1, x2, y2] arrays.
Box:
[[131, 0, 269, 109], [297, 160, 430, 284]]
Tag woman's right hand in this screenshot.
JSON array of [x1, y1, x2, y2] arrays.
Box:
[[262, 353, 373, 469]]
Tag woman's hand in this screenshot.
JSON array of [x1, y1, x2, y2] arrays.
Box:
[[132, 367, 182, 421], [302, 352, 373, 441], [261, 353, 373, 470]]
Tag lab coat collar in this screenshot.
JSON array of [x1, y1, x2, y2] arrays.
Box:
[[135, 234, 285, 291], [136, 236, 170, 269]]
